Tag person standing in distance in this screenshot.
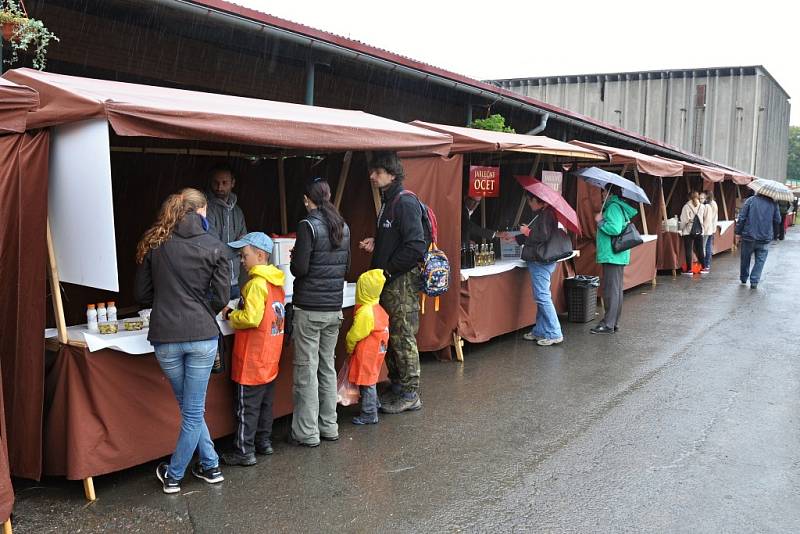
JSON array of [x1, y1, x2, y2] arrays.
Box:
[[206, 163, 248, 300]]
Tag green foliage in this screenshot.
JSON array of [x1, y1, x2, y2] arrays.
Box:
[[788, 126, 800, 183], [1, 0, 59, 70], [469, 114, 515, 133]]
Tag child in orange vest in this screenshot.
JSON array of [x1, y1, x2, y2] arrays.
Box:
[[346, 269, 390, 425], [220, 232, 286, 466]]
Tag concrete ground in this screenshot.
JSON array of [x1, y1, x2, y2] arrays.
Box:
[[11, 231, 800, 533]]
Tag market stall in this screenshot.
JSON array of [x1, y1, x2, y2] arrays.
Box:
[[411, 122, 605, 354], [569, 141, 683, 288], [0, 68, 455, 497], [0, 74, 38, 534]]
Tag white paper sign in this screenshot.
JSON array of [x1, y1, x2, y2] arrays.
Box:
[[541, 170, 563, 193], [48, 119, 118, 291]]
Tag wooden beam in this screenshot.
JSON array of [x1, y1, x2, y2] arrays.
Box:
[[658, 178, 669, 223], [665, 177, 680, 210], [46, 220, 68, 344], [514, 154, 541, 226], [633, 168, 649, 234], [453, 332, 464, 362], [3, 519, 11, 534], [720, 181, 730, 220], [480, 197, 487, 232], [333, 151, 352, 211], [277, 158, 288, 234], [83, 477, 96, 502]]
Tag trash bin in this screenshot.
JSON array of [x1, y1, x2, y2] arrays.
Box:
[[564, 275, 600, 323]]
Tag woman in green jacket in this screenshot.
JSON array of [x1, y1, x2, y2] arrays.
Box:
[[591, 186, 639, 335]]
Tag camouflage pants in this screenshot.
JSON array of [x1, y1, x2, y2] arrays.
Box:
[[380, 268, 421, 393]]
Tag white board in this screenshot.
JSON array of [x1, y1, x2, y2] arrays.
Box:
[[48, 119, 118, 291]]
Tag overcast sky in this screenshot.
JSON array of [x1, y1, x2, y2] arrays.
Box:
[[237, 0, 796, 125]]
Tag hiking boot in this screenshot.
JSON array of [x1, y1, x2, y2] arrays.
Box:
[[191, 463, 224, 483], [380, 392, 422, 414], [536, 337, 563, 346], [220, 451, 257, 467], [378, 383, 402, 405], [255, 442, 274, 456], [352, 414, 379, 425], [156, 462, 181, 494]]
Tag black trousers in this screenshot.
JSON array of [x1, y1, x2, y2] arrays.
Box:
[[683, 235, 705, 271], [233, 381, 276, 455]]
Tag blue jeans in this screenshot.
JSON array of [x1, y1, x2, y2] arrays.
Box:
[[704, 234, 714, 269], [153, 339, 219, 480], [739, 239, 770, 285], [527, 261, 562, 340]]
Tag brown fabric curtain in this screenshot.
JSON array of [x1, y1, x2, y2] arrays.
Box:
[[0, 131, 49, 480], [0, 359, 12, 522], [401, 156, 463, 352]]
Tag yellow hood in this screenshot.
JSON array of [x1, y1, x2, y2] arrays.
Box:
[[355, 269, 386, 306], [249, 264, 285, 287]]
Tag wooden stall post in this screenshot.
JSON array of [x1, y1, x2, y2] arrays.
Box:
[[277, 157, 288, 235], [83, 477, 96, 502], [333, 151, 352, 211], [665, 177, 680, 211], [632, 168, 649, 235], [480, 197, 487, 231], [720, 181, 730, 220], [3, 519, 11, 534], [453, 332, 464, 362], [46, 220, 68, 344], [513, 154, 541, 226]]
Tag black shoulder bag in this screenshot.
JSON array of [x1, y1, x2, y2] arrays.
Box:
[[160, 247, 227, 374], [521, 214, 574, 263], [611, 219, 643, 253]]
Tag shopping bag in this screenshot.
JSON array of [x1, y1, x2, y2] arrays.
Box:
[[336, 358, 360, 406]]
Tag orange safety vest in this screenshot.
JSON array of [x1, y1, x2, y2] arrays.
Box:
[[231, 284, 286, 386], [348, 304, 390, 386]]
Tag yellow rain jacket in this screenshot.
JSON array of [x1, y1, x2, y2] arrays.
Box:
[[346, 269, 390, 386]]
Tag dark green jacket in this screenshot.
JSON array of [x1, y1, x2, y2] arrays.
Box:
[[595, 195, 639, 265]]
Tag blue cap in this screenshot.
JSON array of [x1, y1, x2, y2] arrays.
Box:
[[227, 232, 274, 254]]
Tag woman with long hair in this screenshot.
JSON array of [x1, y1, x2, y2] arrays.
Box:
[[679, 190, 707, 275], [289, 177, 350, 446], [135, 188, 231, 494]]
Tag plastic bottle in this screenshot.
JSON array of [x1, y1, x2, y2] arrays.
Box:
[[97, 302, 107, 322], [107, 301, 117, 322], [87, 304, 99, 333]]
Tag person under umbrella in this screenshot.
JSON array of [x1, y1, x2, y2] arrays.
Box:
[[514, 178, 579, 346]]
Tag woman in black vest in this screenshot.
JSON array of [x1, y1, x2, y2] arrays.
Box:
[[289, 177, 351, 446]]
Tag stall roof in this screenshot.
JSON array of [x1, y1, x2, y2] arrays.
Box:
[[569, 141, 684, 177], [0, 77, 39, 134], [411, 121, 605, 159], [1, 68, 452, 156], [652, 156, 727, 183]]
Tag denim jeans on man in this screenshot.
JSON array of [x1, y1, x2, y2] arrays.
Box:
[[527, 261, 562, 340], [704, 234, 715, 269], [739, 239, 770, 285], [153, 339, 219, 480]]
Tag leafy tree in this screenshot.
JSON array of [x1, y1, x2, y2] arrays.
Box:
[[788, 126, 800, 184], [470, 114, 515, 133]]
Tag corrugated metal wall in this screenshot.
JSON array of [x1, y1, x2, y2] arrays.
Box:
[[498, 68, 790, 181]]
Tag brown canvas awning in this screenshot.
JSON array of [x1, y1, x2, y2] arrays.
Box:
[[0, 77, 39, 134], [1, 68, 452, 155], [652, 156, 726, 182], [411, 121, 605, 159], [570, 141, 684, 177]]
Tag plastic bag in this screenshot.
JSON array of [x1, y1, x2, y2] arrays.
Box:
[[336, 358, 360, 406]]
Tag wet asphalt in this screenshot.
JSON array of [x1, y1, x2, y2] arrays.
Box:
[[11, 231, 800, 533]]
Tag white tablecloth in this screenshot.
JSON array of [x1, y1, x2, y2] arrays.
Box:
[[717, 220, 735, 233], [461, 251, 578, 281], [641, 234, 658, 243], [47, 284, 357, 354]]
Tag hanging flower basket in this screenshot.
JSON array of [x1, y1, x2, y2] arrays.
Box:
[[1, 1, 59, 70]]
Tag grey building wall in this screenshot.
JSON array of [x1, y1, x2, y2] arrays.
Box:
[[494, 67, 791, 181]]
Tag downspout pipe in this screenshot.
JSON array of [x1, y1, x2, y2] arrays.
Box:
[[526, 112, 549, 135]]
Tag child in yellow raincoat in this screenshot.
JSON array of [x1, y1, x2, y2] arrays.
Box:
[[346, 269, 389, 425]]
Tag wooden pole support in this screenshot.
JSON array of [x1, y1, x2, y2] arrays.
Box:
[[633, 168, 649, 234], [277, 158, 288, 235], [453, 332, 464, 362], [514, 154, 542, 226], [83, 477, 96, 502], [3, 519, 12, 534], [665, 178, 680, 212], [333, 151, 352, 211], [480, 197, 487, 232], [720, 181, 730, 220], [46, 220, 68, 344]]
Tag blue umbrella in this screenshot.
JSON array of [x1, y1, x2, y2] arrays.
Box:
[[573, 167, 651, 205]]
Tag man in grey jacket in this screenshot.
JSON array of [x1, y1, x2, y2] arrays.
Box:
[[206, 164, 248, 299]]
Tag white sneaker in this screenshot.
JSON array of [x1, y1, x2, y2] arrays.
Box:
[[522, 332, 541, 341], [682, 271, 694, 276], [537, 337, 563, 346]]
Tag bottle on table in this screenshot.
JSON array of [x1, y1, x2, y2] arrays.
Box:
[[97, 302, 107, 322], [489, 243, 495, 265], [87, 304, 98, 333], [107, 301, 117, 322]]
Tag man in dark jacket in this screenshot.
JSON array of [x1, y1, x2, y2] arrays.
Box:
[[735, 193, 781, 289], [359, 152, 426, 414], [206, 164, 248, 299]]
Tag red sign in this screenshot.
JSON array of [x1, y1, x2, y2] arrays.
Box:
[[469, 166, 500, 198]]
